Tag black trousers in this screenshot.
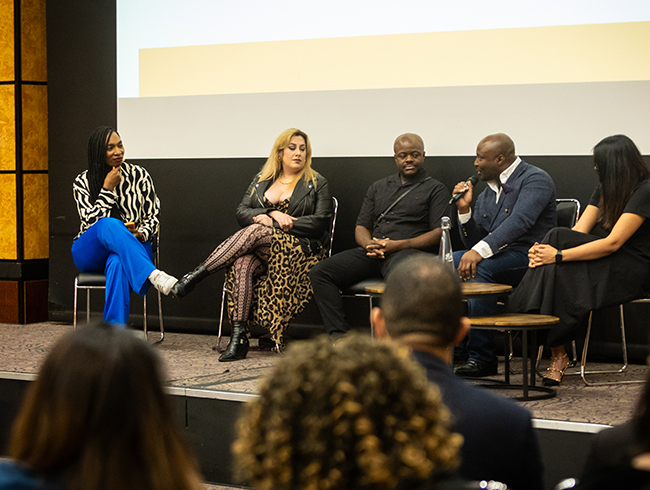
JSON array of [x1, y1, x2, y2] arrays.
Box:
[[309, 247, 425, 335]]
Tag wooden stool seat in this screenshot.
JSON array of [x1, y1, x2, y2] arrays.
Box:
[[365, 282, 513, 297], [470, 313, 559, 327], [461, 282, 513, 296]]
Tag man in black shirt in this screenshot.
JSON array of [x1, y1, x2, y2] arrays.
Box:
[[310, 133, 451, 338]]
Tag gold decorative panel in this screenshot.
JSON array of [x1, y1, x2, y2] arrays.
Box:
[[0, 84, 16, 170], [22, 84, 47, 170], [0, 0, 14, 82], [20, 0, 46, 82], [23, 173, 48, 259], [0, 174, 17, 259]]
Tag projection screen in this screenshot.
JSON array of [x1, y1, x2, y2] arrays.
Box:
[[117, 0, 650, 158]]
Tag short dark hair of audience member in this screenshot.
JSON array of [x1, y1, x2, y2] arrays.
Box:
[[86, 125, 119, 203], [594, 134, 650, 230], [233, 334, 462, 490], [8, 324, 203, 490], [374, 256, 469, 352]]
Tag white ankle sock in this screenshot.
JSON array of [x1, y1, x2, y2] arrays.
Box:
[[148, 270, 178, 295]]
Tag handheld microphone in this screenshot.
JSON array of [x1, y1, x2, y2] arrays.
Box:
[[449, 174, 479, 205]]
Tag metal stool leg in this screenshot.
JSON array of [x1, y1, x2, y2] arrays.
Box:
[[369, 296, 375, 337], [579, 306, 642, 386], [73, 280, 79, 328], [153, 289, 165, 345], [86, 290, 91, 324], [215, 284, 228, 352], [522, 329, 529, 399], [143, 293, 148, 341], [504, 332, 510, 384]]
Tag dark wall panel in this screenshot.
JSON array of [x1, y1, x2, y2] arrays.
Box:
[[47, 0, 117, 318]]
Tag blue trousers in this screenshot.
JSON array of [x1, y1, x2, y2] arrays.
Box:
[[453, 249, 529, 364], [71, 218, 155, 326]]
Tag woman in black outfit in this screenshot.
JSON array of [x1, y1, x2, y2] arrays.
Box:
[[510, 134, 650, 386], [172, 128, 332, 362]]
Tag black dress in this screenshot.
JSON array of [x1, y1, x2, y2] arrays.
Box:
[[509, 182, 650, 347]]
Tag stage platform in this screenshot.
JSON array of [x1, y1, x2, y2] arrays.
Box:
[[0, 322, 647, 489]]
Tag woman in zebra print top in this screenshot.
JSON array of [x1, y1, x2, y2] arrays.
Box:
[[71, 126, 178, 326]]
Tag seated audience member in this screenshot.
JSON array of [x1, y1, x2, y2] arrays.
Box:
[[72, 126, 178, 327], [172, 128, 332, 361], [310, 133, 451, 340], [0, 323, 203, 490], [578, 361, 650, 490], [510, 134, 650, 386], [451, 133, 556, 377], [372, 255, 544, 490], [233, 334, 469, 490]]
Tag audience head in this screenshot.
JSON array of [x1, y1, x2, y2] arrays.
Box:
[[259, 128, 316, 185], [475, 133, 516, 181], [9, 323, 202, 490], [233, 334, 462, 490], [394, 133, 426, 181], [372, 256, 469, 355], [593, 135, 650, 229]]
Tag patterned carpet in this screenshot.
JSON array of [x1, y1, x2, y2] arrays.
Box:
[[0, 321, 646, 426]]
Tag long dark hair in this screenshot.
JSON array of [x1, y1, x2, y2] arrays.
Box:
[[9, 324, 203, 490], [594, 135, 650, 230], [87, 126, 118, 203]]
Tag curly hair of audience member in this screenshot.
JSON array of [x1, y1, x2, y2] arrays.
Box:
[[233, 334, 462, 490]]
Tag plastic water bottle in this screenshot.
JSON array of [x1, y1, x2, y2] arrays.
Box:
[[439, 216, 454, 268]]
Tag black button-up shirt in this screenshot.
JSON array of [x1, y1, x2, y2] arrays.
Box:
[[355, 171, 451, 251]]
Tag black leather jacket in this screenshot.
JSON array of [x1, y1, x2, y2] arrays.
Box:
[[235, 172, 333, 254]]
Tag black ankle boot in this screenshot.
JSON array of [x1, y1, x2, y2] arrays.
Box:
[[171, 264, 209, 299], [219, 321, 249, 362]]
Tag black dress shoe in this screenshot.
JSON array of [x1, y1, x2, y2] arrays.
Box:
[[171, 264, 209, 299], [454, 359, 498, 378]]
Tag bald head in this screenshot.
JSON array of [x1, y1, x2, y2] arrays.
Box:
[[381, 255, 463, 347], [394, 133, 425, 153], [478, 133, 516, 165]]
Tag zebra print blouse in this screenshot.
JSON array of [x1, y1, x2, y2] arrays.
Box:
[[73, 161, 160, 242]]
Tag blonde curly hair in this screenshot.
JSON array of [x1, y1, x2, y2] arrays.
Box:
[[233, 334, 462, 490]]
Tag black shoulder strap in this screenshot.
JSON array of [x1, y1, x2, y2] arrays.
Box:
[[373, 176, 432, 230]]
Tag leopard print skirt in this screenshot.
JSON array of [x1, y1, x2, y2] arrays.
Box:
[[225, 228, 326, 346]]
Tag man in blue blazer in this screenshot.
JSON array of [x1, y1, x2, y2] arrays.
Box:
[[452, 133, 556, 377], [372, 255, 544, 490]]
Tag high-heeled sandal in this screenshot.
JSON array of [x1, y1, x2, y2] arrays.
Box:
[[543, 353, 569, 386]]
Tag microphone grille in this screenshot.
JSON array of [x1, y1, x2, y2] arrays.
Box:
[[468, 174, 479, 185]]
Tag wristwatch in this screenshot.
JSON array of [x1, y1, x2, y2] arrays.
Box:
[[555, 250, 563, 263]]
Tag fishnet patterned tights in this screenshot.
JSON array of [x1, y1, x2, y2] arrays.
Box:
[[204, 224, 272, 322]]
